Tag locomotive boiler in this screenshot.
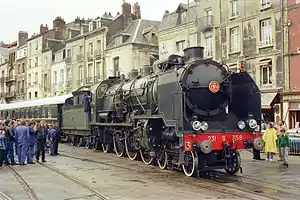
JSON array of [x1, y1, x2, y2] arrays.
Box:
[[61, 46, 264, 177]]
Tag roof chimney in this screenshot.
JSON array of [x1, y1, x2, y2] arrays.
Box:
[[40, 24, 49, 34], [132, 2, 141, 19], [18, 31, 28, 46]]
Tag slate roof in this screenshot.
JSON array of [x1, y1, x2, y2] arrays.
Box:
[[158, 1, 198, 31], [107, 19, 160, 50]]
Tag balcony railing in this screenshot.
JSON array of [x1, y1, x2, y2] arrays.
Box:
[[66, 80, 72, 88], [86, 77, 94, 84], [65, 57, 72, 64], [94, 50, 102, 59], [87, 52, 94, 61], [4, 91, 16, 99], [197, 15, 214, 32], [77, 55, 84, 62], [5, 76, 16, 83]]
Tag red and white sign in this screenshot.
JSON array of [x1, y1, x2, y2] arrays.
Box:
[[208, 81, 220, 93]]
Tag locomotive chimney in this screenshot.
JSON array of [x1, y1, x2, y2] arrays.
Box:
[[128, 69, 139, 79], [183, 46, 204, 64]]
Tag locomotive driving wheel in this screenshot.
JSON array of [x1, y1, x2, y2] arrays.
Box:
[[140, 149, 154, 165], [113, 130, 125, 157], [225, 151, 241, 175], [157, 150, 168, 170], [102, 144, 111, 153], [125, 133, 138, 161], [182, 151, 199, 177]]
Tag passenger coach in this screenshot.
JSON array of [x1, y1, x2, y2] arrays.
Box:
[[0, 94, 72, 125]]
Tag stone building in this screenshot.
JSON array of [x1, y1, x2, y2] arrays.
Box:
[[4, 42, 18, 103], [105, 3, 160, 77], [15, 31, 28, 101], [158, 0, 288, 124], [50, 46, 67, 96], [282, 0, 300, 128], [0, 47, 8, 103], [66, 1, 144, 92], [26, 17, 68, 100]]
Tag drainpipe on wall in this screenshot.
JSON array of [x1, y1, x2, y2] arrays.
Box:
[[187, 0, 190, 48], [281, 0, 285, 91]]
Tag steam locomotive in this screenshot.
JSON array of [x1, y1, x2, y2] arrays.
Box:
[[62, 46, 264, 177]]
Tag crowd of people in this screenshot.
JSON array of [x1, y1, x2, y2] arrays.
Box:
[[253, 121, 290, 167], [0, 119, 60, 167]]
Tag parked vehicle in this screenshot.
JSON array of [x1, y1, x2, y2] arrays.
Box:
[[287, 128, 300, 154]]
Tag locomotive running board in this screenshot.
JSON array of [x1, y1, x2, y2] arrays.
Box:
[[89, 122, 132, 127]]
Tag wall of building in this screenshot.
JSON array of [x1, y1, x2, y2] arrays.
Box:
[[26, 36, 43, 100], [288, 0, 300, 90], [51, 50, 66, 96], [15, 45, 27, 101], [65, 36, 85, 91]]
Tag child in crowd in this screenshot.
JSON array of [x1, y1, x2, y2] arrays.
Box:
[[278, 128, 290, 167]]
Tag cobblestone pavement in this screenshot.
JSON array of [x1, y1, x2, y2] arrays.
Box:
[[0, 144, 299, 200]]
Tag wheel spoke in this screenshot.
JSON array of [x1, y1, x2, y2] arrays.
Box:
[[182, 151, 198, 177], [125, 135, 138, 160], [113, 134, 125, 157], [140, 150, 153, 165], [157, 151, 168, 170]]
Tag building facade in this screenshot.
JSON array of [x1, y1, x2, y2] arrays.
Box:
[[282, 0, 300, 128], [158, 0, 288, 125], [15, 31, 29, 101], [0, 47, 8, 103], [105, 19, 160, 76], [4, 44, 18, 103], [51, 47, 67, 96], [26, 17, 68, 99]]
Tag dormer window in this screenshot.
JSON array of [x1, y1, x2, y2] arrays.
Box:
[[178, 11, 187, 25], [96, 20, 102, 29], [89, 21, 93, 31]]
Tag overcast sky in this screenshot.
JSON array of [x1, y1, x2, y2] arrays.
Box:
[[0, 0, 185, 43]]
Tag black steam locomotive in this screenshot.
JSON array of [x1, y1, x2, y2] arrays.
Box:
[[62, 46, 264, 177]]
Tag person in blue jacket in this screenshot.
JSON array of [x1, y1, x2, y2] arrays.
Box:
[[48, 124, 57, 156], [4, 120, 17, 165], [36, 122, 48, 162], [14, 120, 30, 165], [82, 94, 91, 121], [0, 121, 7, 167], [27, 121, 36, 164]]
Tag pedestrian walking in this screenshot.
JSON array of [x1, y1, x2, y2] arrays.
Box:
[[27, 121, 36, 164], [0, 121, 7, 168], [278, 128, 290, 167], [276, 122, 285, 161], [36, 124, 47, 162], [15, 120, 30, 165], [263, 122, 278, 162]]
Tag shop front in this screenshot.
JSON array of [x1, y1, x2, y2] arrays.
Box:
[[261, 92, 279, 123]]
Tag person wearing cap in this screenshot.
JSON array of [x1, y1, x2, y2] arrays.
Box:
[[4, 120, 16, 165], [48, 124, 57, 156], [14, 120, 30, 165], [27, 121, 36, 164], [0, 121, 7, 167]]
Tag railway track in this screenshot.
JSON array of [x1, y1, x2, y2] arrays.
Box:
[[6, 166, 39, 200], [59, 151, 290, 200], [37, 162, 109, 200], [0, 192, 13, 200]]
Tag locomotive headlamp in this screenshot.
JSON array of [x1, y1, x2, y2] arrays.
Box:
[[238, 121, 246, 130], [192, 120, 201, 131], [248, 119, 258, 129], [201, 121, 208, 131]]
